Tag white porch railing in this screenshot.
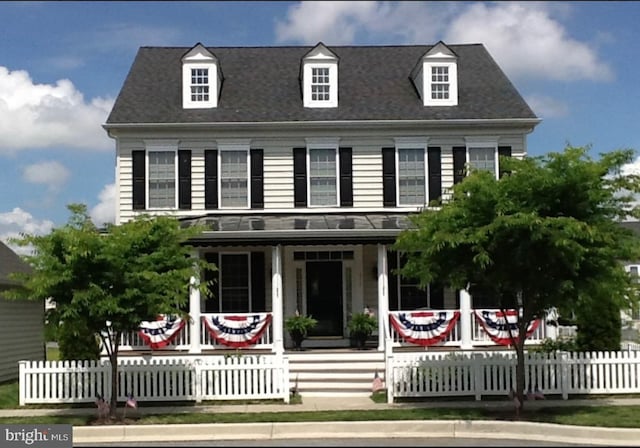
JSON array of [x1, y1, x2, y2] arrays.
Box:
[[387, 350, 640, 403], [19, 354, 289, 406], [389, 309, 549, 349], [110, 313, 274, 353]]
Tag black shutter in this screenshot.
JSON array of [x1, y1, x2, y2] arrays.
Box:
[[339, 147, 353, 206], [204, 150, 218, 209], [204, 252, 219, 313], [427, 146, 442, 204], [251, 252, 266, 312], [293, 147, 307, 207], [387, 250, 399, 311], [429, 283, 445, 309], [453, 146, 467, 185], [132, 150, 146, 210], [382, 147, 396, 207], [498, 146, 512, 178], [178, 150, 191, 209], [250, 149, 264, 209]]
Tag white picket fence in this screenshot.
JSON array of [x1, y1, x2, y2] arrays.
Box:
[[19, 354, 289, 406], [386, 350, 640, 403]]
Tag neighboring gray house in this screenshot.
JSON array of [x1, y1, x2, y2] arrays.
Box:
[[0, 242, 44, 383], [104, 41, 542, 353]]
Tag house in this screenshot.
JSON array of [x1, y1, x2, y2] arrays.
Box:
[[103, 41, 543, 355], [618, 221, 640, 344], [0, 242, 44, 383]]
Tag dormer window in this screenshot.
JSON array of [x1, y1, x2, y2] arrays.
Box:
[[411, 41, 458, 107], [190, 68, 209, 102], [301, 43, 338, 108], [182, 43, 221, 109], [311, 67, 330, 101]]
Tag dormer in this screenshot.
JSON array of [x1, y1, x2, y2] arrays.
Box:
[[182, 43, 222, 109], [411, 41, 458, 107], [301, 42, 339, 108]]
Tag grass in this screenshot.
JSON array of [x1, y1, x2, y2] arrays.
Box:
[[2, 382, 639, 428]]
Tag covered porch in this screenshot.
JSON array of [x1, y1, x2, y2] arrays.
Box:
[[114, 212, 556, 355]]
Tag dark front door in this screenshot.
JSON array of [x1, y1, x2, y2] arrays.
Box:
[[306, 261, 343, 337]]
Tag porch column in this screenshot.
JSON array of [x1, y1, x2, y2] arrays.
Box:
[[459, 287, 473, 350], [271, 245, 284, 355], [188, 276, 202, 354], [545, 307, 558, 340], [377, 244, 389, 351]]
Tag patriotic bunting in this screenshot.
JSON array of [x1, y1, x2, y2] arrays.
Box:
[[474, 309, 540, 346], [389, 311, 460, 346], [202, 313, 272, 348], [138, 315, 186, 349]]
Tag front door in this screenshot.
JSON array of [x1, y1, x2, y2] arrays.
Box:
[[306, 261, 343, 337]]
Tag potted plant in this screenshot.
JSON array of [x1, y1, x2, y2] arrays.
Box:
[[348, 309, 378, 349], [284, 311, 318, 350]]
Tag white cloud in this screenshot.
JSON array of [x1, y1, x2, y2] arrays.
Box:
[[22, 160, 71, 192], [0, 66, 114, 153], [525, 94, 569, 119], [0, 207, 54, 255], [444, 2, 613, 82], [276, 1, 613, 83], [90, 183, 115, 227], [275, 1, 459, 45]]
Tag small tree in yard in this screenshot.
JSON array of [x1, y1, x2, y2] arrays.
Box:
[[394, 146, 640, 413], [7, 204, 212, 418]]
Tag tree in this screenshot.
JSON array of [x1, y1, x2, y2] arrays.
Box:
[[8, 204, 212, 418], [394, 146, 640, 412]]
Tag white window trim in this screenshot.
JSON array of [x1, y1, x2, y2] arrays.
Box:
[[144, 140, 179, 210], [218, 252, 252, 313], [395, 137, 428, 207], [303, 62, 338, 108], [218, 141, 251, 209], [423, 61, 458, 107], [306, 138, 340, 208], [465, 137, 499, 179]]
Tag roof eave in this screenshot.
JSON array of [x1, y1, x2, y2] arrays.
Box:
[[103, 118, 541, 132]]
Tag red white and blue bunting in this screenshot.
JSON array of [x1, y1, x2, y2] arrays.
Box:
[[474, 309, 540, 346], [138, 315, 186, 350], [202, 313, 272, 348], [389, 311, 460, 346]]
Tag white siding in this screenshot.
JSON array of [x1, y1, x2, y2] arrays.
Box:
[[263, 145, 294, 209], [0, 295, 44, 383], [353, 147, 383, 208]]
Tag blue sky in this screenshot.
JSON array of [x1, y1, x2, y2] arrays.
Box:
[[1, 1, 639, 245]]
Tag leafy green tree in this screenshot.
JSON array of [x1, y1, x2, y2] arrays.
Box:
[[394, 146, 640, 412], [575, 294, 622, 351], [8, 204, 211, 418]]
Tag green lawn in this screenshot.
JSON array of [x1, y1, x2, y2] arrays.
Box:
[[2, 381, 640, 428]]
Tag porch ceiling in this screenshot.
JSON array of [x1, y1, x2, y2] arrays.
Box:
[[181, 212, 416, 246]]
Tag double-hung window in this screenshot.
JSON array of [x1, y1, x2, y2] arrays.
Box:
[[309, 147, 338, 207], [431, 66, 449, 100], [219, 253, 250, 313], [468, 147, 497, 175], [220, 150, 248, 208], [148, 151, 176, 209], [311, 67, 330, 102], [190, 68, 209, 102], [398, 148, 425, 206]]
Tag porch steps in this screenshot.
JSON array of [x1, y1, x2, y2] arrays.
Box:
[[286, 350, 386, 398]]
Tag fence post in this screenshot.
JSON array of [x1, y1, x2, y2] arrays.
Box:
[[560, 351, 569, 400], [18, 360, 27, 406], [473, 353, 483, 401], [385, 339, 394, 404], [193, 358, 202, 403], [282, 356, 290, 404]]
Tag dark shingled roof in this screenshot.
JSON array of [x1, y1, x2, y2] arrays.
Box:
[[0, 241, 31, 286], [106, 43, 537, 125]]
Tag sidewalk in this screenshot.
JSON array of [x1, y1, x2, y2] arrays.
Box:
[[3, 396, 640, 446]]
